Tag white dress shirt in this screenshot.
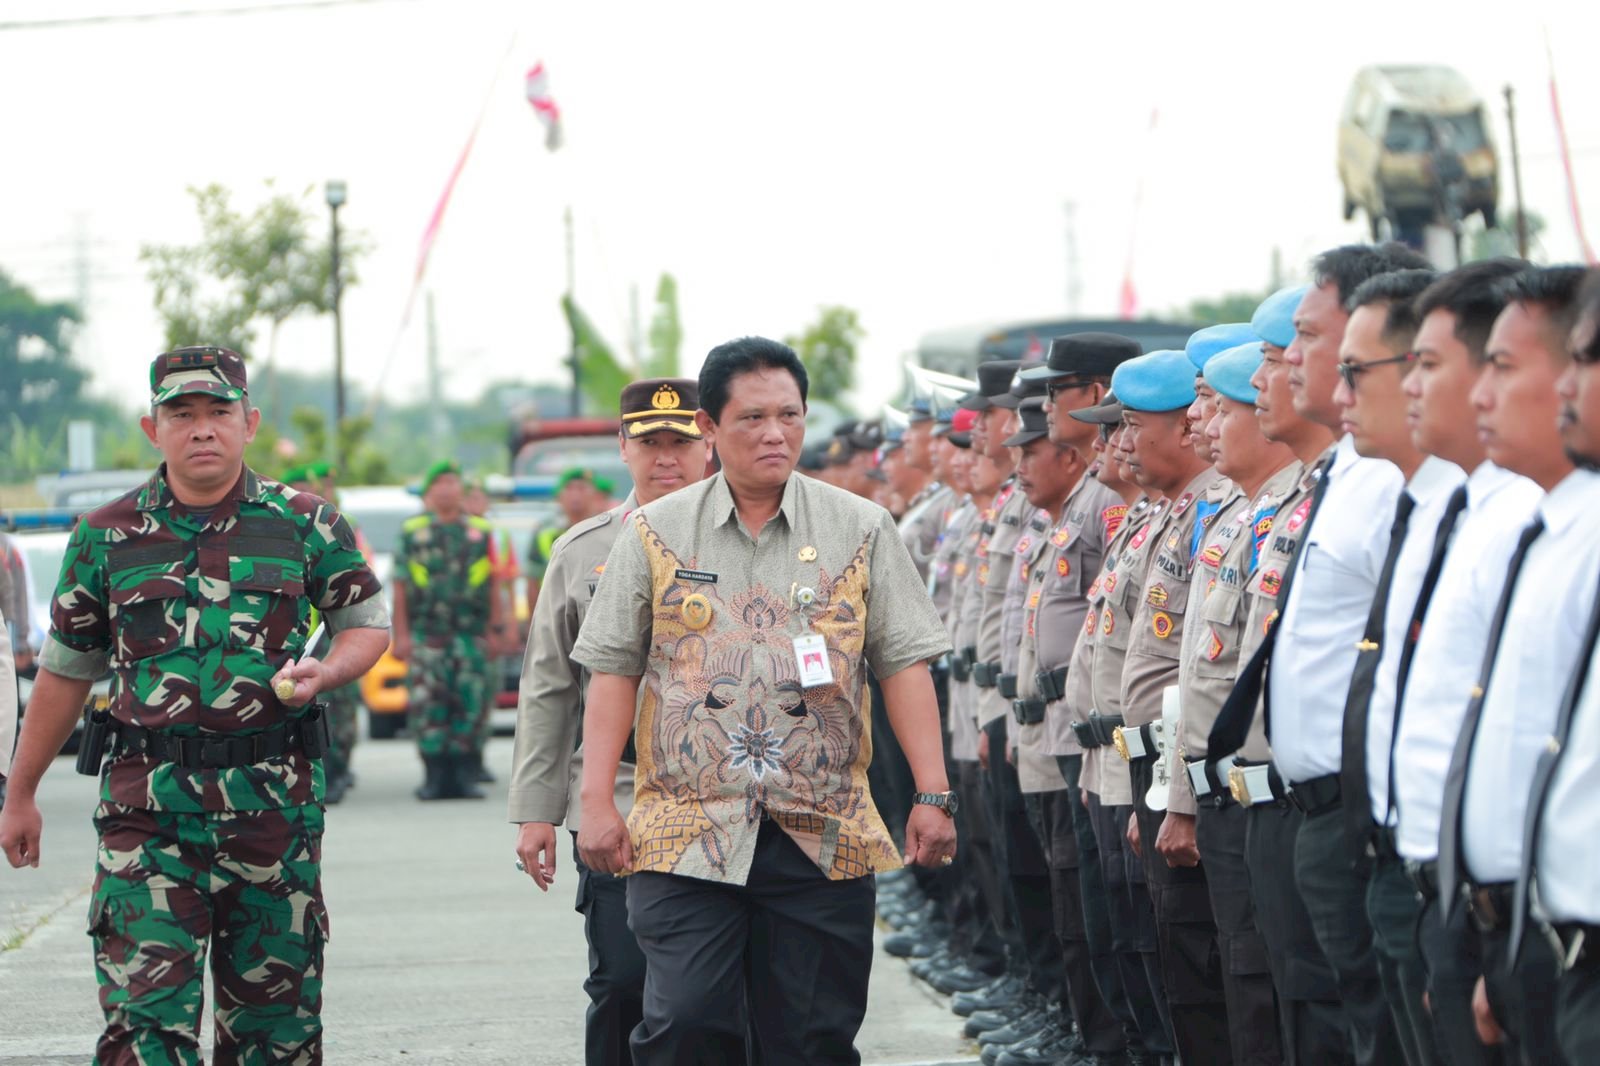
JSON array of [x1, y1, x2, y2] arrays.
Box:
[[1363, 458, 1467, 825], [1393, 463, 1543, 862], [1536, 628, 1600, 923], [1462, 469, 1600, 883], [1268, 436, 1405, 784]]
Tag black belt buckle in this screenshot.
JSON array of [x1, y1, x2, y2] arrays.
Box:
[[952, 658, 970, 682], [1465, 883, 1513, 934], [997, 673, 1018, 700], [1403, 859, 1439, 902], [177, 735, 230, 770], [1012, 698, 1045, 726], [1071, 720, 1099, 748]]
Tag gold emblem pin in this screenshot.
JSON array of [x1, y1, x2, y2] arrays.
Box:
[[1111, 726, 1131, 762], [798, 546, 817, 562], [651, 384, 681, 410], [1228, 766, 1250, 805], [681, 593, 713, 630]]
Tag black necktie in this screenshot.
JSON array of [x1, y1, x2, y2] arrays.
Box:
[[1437, 517, 1546, 922], [1384, 484, 1470, 824], [1207, 453, 1335, 759], [1339, 490, 1417, 859], [1510, 569, 1600, 962]]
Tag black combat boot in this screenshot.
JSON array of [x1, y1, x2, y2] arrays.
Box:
[[414, 755, 449, 801]]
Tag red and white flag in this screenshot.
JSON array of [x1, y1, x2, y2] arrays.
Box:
[[526, 62, 563, 151]]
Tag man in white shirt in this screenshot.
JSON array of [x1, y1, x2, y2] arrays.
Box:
[[1440, 266, 1594, 1065], [1270, 244, 1427, 1066], [1523, 267, 1600, 1066], [1389, 259, 1540, 1066], [1328, 267, 1470, 1066]]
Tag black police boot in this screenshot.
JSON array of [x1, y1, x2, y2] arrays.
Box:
[[448, 754, 486, 800], [469, 748, 495, 784], [414, 755, 449, 801]]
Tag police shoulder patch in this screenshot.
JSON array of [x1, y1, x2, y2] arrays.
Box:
[[1151, 611, 1174, 640]]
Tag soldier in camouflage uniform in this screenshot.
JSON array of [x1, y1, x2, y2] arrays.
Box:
[[0, 346, 389, 1065], [391, 460, 506, 800]]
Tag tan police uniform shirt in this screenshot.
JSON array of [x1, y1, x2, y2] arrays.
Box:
[[1086, 495, 1166, 805], [571, 472, 951, 885], [507, 493, 639, 830], [941, 501, 984, 763], [976, 483, 1032, 728]]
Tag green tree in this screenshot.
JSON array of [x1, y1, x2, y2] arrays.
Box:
[[562, 295, 631, 416], [142, 182, 367, 423], [785, 306, 863, 406], [644, 272, 682, 377], [1184, 291, 1272, 328]]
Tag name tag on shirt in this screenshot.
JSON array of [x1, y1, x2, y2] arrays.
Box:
[[793, 633, 835, 688]]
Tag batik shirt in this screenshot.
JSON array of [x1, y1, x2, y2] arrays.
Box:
[[571, 472, 950, 885], [42, 466, 385, 813]]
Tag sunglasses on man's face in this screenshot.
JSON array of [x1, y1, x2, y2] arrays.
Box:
[[1336, 350, 1418, 391], [1046, 379, 1095, 401]]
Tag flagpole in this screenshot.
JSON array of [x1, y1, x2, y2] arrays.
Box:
[[565, 204, 580, 416]]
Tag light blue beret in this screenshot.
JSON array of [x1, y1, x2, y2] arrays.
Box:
[[1111, 350, 1198, 413], [1203, 342, 1265, 405], [1186, 323, 1257, 371], [1252, 284, 1309, 348]]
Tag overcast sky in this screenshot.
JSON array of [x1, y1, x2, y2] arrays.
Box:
[[2, 0, 1596, 419]]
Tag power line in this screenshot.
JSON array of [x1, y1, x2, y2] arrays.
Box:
[[0, 0, 415, 32]]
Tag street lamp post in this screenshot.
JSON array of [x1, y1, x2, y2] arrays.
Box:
[[325, 179, 348, 472]]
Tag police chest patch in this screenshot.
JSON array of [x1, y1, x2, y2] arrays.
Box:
[[1057, 557, 1070, 578], [1147, 583, 1169, 608], [1260, 570, 1282, 596], [1151, 612, 1174, 639], [1103, 609, 1116, 635], [1084, 611, 1097, 636], [1129, 526, 1150, 551], [1104, 573, 1118, 595], [1200, 542, 1226, 569], [1287, 497, 1313, 532], [1172, 492, 1195, 516], [1207, 629, 1224, 661], [1052, 526, 1071, 548]]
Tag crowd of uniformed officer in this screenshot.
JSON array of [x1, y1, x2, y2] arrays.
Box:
[[856, 249, 1600, 1066]]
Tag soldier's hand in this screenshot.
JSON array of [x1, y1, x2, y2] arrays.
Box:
[[1126, 811, 1142, 858], [1155, 812, 1201, 868], [577, 803, 633, 875], [517, 822, 559, 891], [1472, 976, 1504, 1045], [391, 633, 412, 663], [0, 796, 43, 869], [270, 656, 324, 707], [904, 805, 957, 868]]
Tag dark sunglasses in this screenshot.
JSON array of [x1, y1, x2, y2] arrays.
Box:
[[1046, 379, 1096, 400], [1336, 350, 1418, 391]]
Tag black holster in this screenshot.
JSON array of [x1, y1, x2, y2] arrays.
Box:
[[301, 702, 331, 759], [76, 708, 111, 776]]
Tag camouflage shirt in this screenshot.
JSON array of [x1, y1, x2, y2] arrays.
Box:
[[394, 513, 495, 641], [43, 466, 384, 813]]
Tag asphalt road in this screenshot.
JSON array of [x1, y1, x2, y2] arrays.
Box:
[[1, 732, 979, 1065]]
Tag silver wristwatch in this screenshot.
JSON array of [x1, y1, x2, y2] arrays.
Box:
[[912, 790, 959, 818]]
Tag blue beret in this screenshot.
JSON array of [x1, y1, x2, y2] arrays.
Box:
[[1252, 284, 1309, 349], [1203, 342, 1265, 405], [1111, 350, 1198, 413], [1186, 323, 1258, 371]]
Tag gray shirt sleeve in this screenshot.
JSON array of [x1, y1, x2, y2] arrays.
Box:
[[864, 509, 953, 679], [570, 515, 655, 678]]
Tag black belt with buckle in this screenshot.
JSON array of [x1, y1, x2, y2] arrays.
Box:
[[1088, 712, 1124, 748], [1034, 666, 1069, 703], [110, 706, 330, 770], [960, 646, 978, 669], [951, 657, 971, 683], [1012, 698, 1046, 726], [997, 673, 1018, 700], [1404, 859, 1440, 902], [1184, 756, 1232, 809], [1072, 720, 1101, 748], [1464, 881, 1515, 934], [1287, 773, 1342, 817], [973, 661, 1003, 688]]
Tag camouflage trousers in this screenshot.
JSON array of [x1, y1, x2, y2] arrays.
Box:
[[89, 801, 327, 1065], [322, 682, 361, 779], [409, 635, 487, 757]]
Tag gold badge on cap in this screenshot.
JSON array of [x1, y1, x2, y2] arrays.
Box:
[[652, 384, 681, 410], [798, 546, 817, 562], [681, 593, 713, 630]]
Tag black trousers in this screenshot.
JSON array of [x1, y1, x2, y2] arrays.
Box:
[[1364, 854, 1439, 1066], [1088, 786, 1173, 1055], [1059, 757, 1133, 1042], [1026, 787, 1124, 1054], [1196, 801, 1283, 1066], [1414, 893, 1503, 1066], [982, 717, 1062, 1000], [958, 758, 1020, 972], [947, 759, 1008, 976], [572, 837, 647, 1066], [1130, 757, 1232, 1066], [1244, 802, 1351, 1066], [625, 818, 876, 1066], [1294, 804, 1403, 1066], [1478, 921, 1564, 1066], [1556, 960, 1600, 1065]]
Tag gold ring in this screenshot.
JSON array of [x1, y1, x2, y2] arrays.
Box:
[[940, 855, 954, 867]]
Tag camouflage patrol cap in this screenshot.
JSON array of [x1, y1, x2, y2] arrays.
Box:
[[620, 377, 701, 438], [150, 345, 248, 406]]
